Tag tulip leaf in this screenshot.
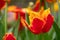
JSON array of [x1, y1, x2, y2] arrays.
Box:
[[53, 22, 60, 40], [57, 2, 60, 28], [19, 29, 26, 40], [0, 11, 5, 40], [0, 22, 5, 40], [13, 14, 20, 40], [25, 13, 30, 24], [25, 13, 30, 40]]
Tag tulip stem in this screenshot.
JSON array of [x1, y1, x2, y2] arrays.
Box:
[[5, 1, 8, 33], [25, 13, 30, 40]]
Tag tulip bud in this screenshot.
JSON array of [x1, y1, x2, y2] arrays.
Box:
[[3, 33, 16, 40]]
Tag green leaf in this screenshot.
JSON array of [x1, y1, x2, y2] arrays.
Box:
[[0, 22, 5, 40], [14, 21, 19, 40], [13, 14, 20, 40], [25, 13, 30, 40], [57, 2, 60, 28], [25, 13, 30, 24], [19, 29, 26, 40], [53, 22, 60, 40]]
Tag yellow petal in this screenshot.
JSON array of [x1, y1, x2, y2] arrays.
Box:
[[41, 8, 50, 19], [8, 5, 17, 11], [54, 2, 59, 12]]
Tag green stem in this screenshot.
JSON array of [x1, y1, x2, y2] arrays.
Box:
[[25, 13, 30, 40], [5, 1, 8, 33]]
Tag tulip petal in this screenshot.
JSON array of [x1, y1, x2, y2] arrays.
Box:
[[29, 18, 45, 34], [42, 14, 54, 33], [0, 0, 5, 9], [0, 0, 10, 10], [18, 22, 24, 31], [33, 0, 40, 12], [3, 33, 16, 40], [46, 0, 56, 3]]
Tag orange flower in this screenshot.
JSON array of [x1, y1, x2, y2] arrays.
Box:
[[21, 7, 54, 34], [3, 33, 16, 40], [46, 0, 56, 3], [0, 0, 10, 10], [8, 6, 25, 31]]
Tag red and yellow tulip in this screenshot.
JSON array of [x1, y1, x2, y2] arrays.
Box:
[[21, 7, 54, 34], [3, 33, 16, 40], [8, 5, 26, 31]]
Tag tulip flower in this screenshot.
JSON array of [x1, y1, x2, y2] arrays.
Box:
[[8, 6, 25, 31], [54, 2, 59, 12], [46, 0, 56, 3], [3, 33, 16, 40], [21, 17, 45, 34], [33, 0, 40, 12], [0, 0, 10, 10], [21, 7, 54, 34]]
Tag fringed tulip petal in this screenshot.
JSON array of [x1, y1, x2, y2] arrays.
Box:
[[29, 18, 45, 34], [40, 8, 54, 33], [42, 14, 54, 33]]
